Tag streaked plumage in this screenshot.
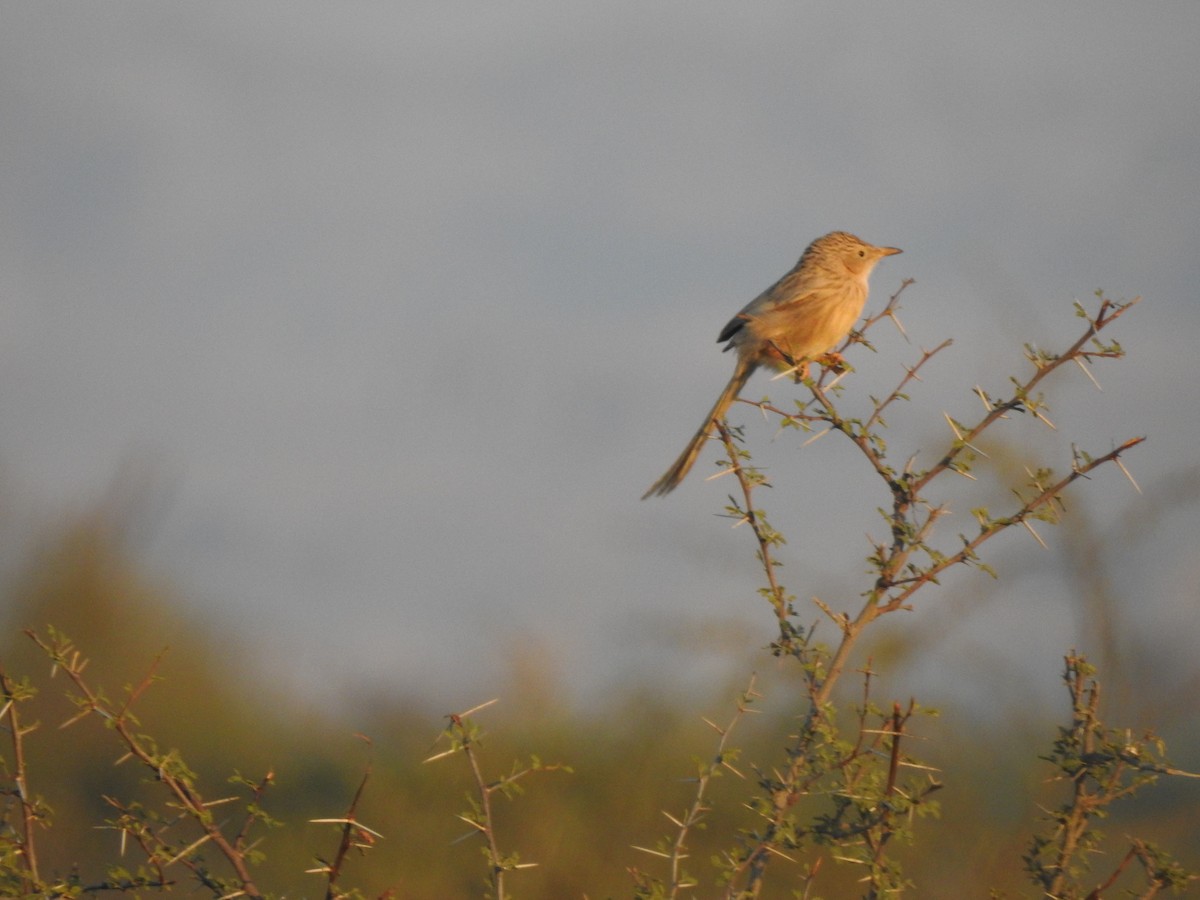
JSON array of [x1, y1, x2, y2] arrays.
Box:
[[643, 231, 901, 498]]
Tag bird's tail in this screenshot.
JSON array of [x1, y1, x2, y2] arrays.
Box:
[[642, 357, 757, 498]]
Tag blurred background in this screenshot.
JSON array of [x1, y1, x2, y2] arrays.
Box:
[[1, 3, 1197, 895]]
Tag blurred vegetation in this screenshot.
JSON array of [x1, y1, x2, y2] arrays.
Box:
[[2, 295, 1198, 897], [1, 511, 1196, 898]]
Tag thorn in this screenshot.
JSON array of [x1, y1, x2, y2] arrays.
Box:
[[164, 831, 216, 866], [825, 370, 848, 390], [455, 698, 499, 719], [423, 747, 458, 764], [1114, 456, 1142, 495], [722, 759, 747, 779], [1021, 519, 1048, 550], [763, 845, 798, 862], [703, 466, 739, 483], [631, 845, 672, 859], [811, 596, 849, 631], [801, 428, 831, 448], [769, 359, 809, 381], [310, 818, 386, 838], [887, 307, 909, 340], [1030, 408, 1057, 430], [1073, 356, 1103, 391], [940, 415, 988, 458]]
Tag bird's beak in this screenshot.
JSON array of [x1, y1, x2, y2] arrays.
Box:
[[881, 246, 902, 256]]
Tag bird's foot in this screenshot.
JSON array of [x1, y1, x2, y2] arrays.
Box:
[[817, 352, 848, 373]]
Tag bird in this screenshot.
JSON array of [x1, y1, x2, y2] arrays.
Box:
[[642, 231, 901, 499]]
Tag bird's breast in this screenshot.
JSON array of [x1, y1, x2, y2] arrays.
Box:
[[739, 283, 867, 368]]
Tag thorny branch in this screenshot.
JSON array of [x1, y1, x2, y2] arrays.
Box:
[[24, 629, 267, 898], [713, 293, 1145, 897]]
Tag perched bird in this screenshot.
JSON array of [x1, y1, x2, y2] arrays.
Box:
[[642, 231, 901, 498]]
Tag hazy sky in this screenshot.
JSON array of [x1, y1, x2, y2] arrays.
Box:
[[3, 4, 1198, 712]]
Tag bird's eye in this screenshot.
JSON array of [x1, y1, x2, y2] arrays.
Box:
[[858, 249, 866, 257]]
